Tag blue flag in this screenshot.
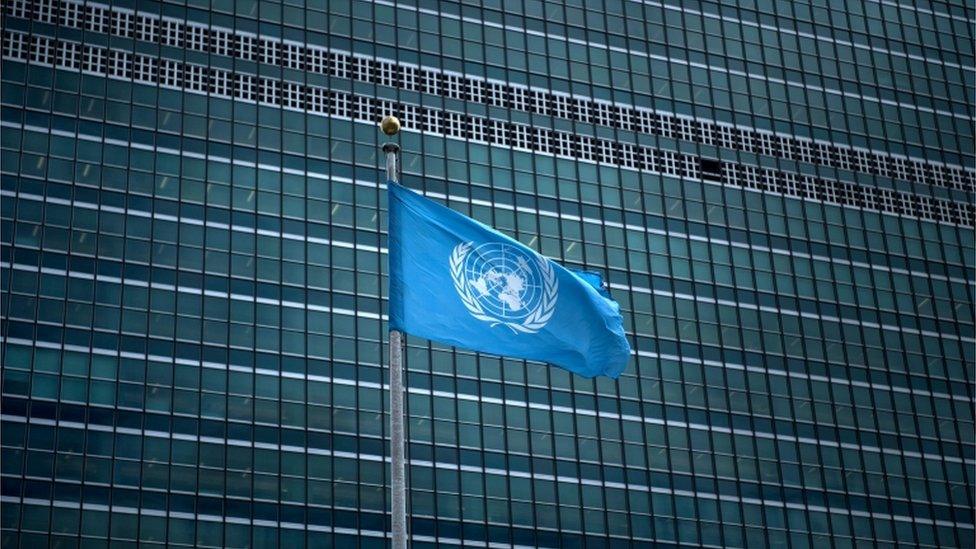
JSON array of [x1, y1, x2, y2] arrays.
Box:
[[388, 183, 631, 379]]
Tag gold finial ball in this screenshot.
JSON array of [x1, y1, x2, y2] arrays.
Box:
[[380, 115, 401, 136]]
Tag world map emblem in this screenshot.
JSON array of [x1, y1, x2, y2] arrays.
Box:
[[450, 242, 558, 333]]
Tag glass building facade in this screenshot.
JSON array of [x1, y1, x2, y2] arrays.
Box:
[[1, 0, 974, 546]]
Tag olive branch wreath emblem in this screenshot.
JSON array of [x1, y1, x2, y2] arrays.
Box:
[[450, 242, 558, 334]]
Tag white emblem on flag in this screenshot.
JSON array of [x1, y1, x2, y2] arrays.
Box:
[[450, 242, 558, 333]]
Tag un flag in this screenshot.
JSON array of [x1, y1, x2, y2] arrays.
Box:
[[388, 183, 631, 379]]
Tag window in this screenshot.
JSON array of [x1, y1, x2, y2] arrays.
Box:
[[112, 11, 135, 38], [108, 50, 132, 79], [3, 32, 27, 60], [161, 19, 181, 47], [5, 0, 30, 19], [400, 65, 418, 91], [57, 40, 82, 69], [30, 35, 54, 65], [510, 86, 527, 111], [330, 91, 349, 117], [554, 132, 574, 157], [185, 64, 207, 92], [82, 44, 106, 73], [309, 87, 328, 113], [308, 46, 328, 74], [487, 81, 506, 107], [470, 117, 486, 142], [512, 124, 531, 150], [530, 89, 549, 116], [133, 55, 157, 82], [282, 82, 303, 110], [36, 0, 56, 24], [329, 52, 349, 79], [137, 15, 159, 43], [445, 112, 465, 138], [87, 5, 110, 33], [212, 29, 234, 57], [61, 1, 83, 27], [159, 58, 181, 87], [238, 34, 257, 61], [593, 101, 614, 127], [422, 69, 441, 95], [237, 73, 258, 102], [553, 94, 572, 119], [422, 109, 442, 134], [260, 78, 280, 105], [445, 73, 465, 101], [573, 98, 591, 123], [468, 78, 484, 104], [376, 60, 396, 87], [283, 42, 303, 70], [260, 38, 280, 66]]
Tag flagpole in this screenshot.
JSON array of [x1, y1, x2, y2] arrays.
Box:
[[381, 116, 407, 549]]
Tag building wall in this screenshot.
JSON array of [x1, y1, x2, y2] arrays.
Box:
[[1, 0, 973, 547]]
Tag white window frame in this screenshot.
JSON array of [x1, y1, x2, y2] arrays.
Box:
[[283, 42, 303, 70], [282, 81, 303, 110], [422, 109, 442, 134], [6, 0, 30, 19], [236, 73, 258, 102], [593, 101, 614, 127], [36, 0, 57, 24], [3, 32, 28, 61], [400, 65, 418, 91], [553, 94, 572, 119], [82, 45, 106, 74], [510, 86, 527, 111], [309, 86, 328, 113], [137, 15, 160, 43], [468, 78, 484, 104], [488, 119, 506, 145], [422, 69, 441, 95], [185, 64, 208, 92], [530, 89, 549, 115], [512, 124, 532, 150], [715, 124, 736, 149], [444, 73, 465, 100], [445, 112, 466, 138], [330, 91, 350, 117], [308, 46, 328, 74], [58, 40, 81, 69], [486, 81, 506, 107], [554, 132, 574, 158], [113, 11, 135, 39], [260, 39, 280, 66], [260, 78, 280, 105], [62, 1, 84, 28], [87, 5, 110, 34], [578, 137, 595, 163], [159, 58, 182, 88], [329, 52, 349, 79], [160, 19, 182, 47], [211, 68, 232, 96], [573, 98, 591, 124], [212, 29, 234, 57], [108, 50, 132, 79], [533, 128, 551, 153], [30, 35, 55, 65], [238, 34, 257, 61], [469, 117, 486, 142], [377, 60, 396, 87]]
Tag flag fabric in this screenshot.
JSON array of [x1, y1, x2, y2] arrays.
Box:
[[388, 182, 631, 379]]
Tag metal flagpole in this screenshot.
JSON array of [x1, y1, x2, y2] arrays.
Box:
[[381, 116, 407, 549]]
